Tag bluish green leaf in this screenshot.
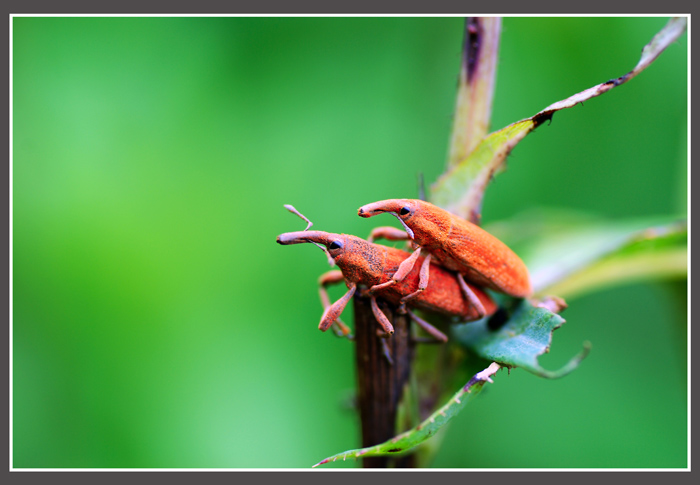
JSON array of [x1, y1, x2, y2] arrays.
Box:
[[485, 211, 688, 300], [453, 297, 589, 378], [532, 220, 687, 299]]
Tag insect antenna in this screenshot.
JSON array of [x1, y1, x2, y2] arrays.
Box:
[[283, 204, 335, 266], [283, 204, 313, 231]]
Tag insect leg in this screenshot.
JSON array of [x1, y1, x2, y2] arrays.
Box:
[[367, 226, 410, 243], [369, 297, 395, 364], [319, 282, 357, 333], [369, 295, 395, 335], [368, 247, 422, 294], [318, 271, 353, 338], [406, 308, 448, 343], [398, 252, 432, 312], [456, 273, 487, 318]]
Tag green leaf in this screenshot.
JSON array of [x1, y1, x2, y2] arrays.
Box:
[[446, 18, 501, 172], [312, 362, 501, 467], [432, 119, 534, 223], [453, 298, 590, 378], [431, 17, 687, 221]]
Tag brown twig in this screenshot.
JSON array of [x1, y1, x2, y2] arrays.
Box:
[[353, 294, 415, 468]]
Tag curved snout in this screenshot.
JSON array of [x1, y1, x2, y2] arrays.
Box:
[[277, 230, 331, 246], [357, 199, 405, 218]]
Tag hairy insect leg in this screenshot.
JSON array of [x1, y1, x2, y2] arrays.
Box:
[[367, 226, 410, 243], [456, 273, 487, 318], [368, 247, 423, 295], [398, 253, 432, 313], [369, 295, 395, 335], [366, 297, 395, 364], [319, 282, 357, 333], [406, 308, 448, 343], [318, 271, 354, 337], [318, 271, 354, 338], [372, 318, 395, 365]]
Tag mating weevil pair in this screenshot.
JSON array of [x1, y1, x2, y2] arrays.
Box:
[[277, 199, 533, 343]]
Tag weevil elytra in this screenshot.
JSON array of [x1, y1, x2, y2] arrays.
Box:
[[276, 230, 497, 341], [357, 199, 533, 308]]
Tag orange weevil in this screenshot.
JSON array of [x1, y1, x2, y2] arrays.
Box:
[[358, 199, 532, 313], [276, 229, 497, 342]]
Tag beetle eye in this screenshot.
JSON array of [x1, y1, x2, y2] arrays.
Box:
[[399, 206, 411, 216], [329, 240, 343, 250]]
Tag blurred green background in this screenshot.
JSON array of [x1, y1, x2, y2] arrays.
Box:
[[12, 17, 687, 468]]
